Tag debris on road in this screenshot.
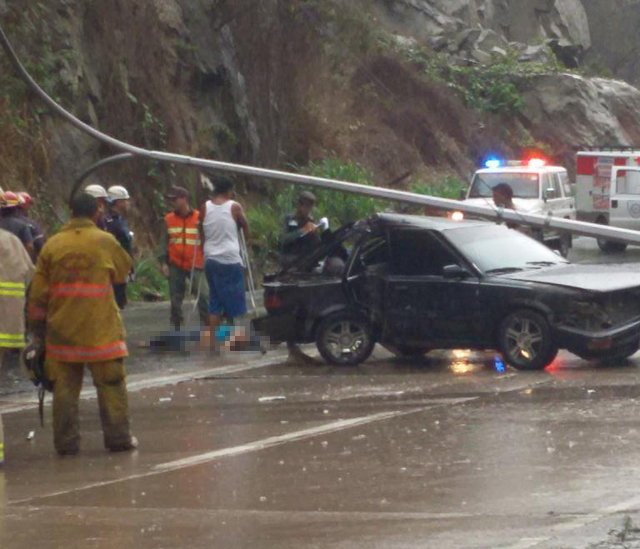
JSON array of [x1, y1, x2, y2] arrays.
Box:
[[259, 396, 286, 402]]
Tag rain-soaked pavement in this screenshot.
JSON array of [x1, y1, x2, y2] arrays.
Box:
[[3, 238, 640, 549]]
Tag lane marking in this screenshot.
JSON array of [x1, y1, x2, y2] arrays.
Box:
[[154, 401, 470, 472], [9, 398, 475, 506]]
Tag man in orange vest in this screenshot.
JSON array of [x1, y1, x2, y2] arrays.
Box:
[[161, 186, 209, 330]]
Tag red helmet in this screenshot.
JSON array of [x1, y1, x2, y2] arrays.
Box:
[[1, 191, 20, 208], [17, 191, 33, 208]]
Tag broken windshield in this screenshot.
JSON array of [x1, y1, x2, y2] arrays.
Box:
[[468, 172, 540, 199]]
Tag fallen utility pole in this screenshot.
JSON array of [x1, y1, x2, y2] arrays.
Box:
[[1, 28, 640, 246]]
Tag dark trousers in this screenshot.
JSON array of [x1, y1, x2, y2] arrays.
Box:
[[169, 263, 209, 328]]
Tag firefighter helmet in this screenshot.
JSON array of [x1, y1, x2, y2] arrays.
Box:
[[17, 191, 33, 208], [1, 191, 21, 208], [84, 184, 108, 199], [107, 185, 131, 202]]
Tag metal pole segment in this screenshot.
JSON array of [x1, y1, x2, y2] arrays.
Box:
[[2, 27, 640, 245], [70, 152, 137, 201]]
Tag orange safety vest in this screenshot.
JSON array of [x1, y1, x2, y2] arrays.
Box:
[[165, 210, 203, 270]]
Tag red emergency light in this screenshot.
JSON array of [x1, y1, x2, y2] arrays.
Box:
[[527, 158, 547, 168]]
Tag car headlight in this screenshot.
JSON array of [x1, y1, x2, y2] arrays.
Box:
[[560, 300, 613, 331]]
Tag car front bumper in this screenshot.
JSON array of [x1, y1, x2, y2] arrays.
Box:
[[555, 317, 640, 358]]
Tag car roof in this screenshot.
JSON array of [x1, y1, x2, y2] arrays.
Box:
[[474, 166, 566, 174], [371, 213, 491, 232]]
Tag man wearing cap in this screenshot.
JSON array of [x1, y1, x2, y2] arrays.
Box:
[[161, 186, 209, 330], [279, 191, 321, 268], [105, 186, 133, 309], [0, 191, 35, 258]]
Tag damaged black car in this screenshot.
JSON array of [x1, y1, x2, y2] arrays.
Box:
[[254, 214, 640, 370]]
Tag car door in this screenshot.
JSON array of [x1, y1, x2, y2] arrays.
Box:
[[609, 166, 640, 230], [384, 229, 483, 347]]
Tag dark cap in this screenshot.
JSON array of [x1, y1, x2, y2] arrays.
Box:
[[298, 190, 316, 205], [165, 186, 189, 199]]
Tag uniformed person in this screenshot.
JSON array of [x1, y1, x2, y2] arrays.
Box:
[[105, 185, 133, 309], [279, 191, 321, 267], [0, 227, 34, 464], [28, 192, 137, 455]]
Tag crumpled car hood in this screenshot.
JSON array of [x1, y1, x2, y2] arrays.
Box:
[[500, 264, 640, 292]]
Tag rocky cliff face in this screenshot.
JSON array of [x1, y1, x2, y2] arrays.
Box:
[[1, 0, 640, 244]]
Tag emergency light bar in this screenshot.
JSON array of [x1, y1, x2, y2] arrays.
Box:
[[2, 27, 640, 247]]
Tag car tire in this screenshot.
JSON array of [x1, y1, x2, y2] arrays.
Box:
[[316, 312, 375, 366], [498, 310, 558, 370], [596, 218, 628, 253]]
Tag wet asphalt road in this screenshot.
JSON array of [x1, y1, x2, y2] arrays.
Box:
[[2, 238, 640, 548]]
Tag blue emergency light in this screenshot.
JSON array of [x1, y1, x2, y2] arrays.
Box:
[[484, 157, 503, 169]]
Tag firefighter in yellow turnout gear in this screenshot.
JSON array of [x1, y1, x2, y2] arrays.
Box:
[[0, 226, 34, 464], [28, 193, 137, 455]]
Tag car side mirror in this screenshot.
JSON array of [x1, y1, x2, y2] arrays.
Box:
[[442, 264, 469, 279], [543, 187, 556, 201], [459, 189, 467, 200]]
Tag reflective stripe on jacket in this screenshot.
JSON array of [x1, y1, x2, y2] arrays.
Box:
[[28, 218, 132, 362], [165, 210, 203, 270], [0, 229, 34, 348]]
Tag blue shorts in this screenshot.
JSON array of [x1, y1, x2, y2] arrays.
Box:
[[204, 259, 247, 319]]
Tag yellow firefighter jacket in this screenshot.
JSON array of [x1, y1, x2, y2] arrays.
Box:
[[0, 229, 34, 348], [28, 218, 133, 363]]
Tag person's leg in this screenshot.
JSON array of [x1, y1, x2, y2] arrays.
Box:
[[219, 263, 247, 320], [169, 264, 187, 331], [45, 359, 84, 455], [203, 259, 224, 349], [193, 269, 210, 326], [88, 359, 135, 451]]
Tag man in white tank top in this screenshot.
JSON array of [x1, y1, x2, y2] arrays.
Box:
[[198, 177, 250, 346]]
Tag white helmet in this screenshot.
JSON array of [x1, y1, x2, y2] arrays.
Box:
[[107, 185, 130, 201], [84, 184, 108, 199]]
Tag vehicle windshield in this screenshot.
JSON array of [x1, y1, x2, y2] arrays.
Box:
[[444, 224, 569, 274], [468, 172, 540, 199]]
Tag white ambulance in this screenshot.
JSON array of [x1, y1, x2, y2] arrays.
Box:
[[576, 149, 640, 252], [461, 158, 576, 256]]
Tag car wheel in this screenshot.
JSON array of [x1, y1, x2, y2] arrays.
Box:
[[498, 310, 558, 370], [316, 312, 375, 366], [596, 219, 627, 253]]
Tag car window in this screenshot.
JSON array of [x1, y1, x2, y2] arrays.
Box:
[[389, 230, 459, 276], [444, 224, 568, 274], [468, 172, 540, 199], [559, 172, 572, 196], [616, 170, 640, 195], [542, 174, 559, 198]]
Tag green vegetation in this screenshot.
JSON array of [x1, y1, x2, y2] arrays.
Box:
[[127, 255, 169, 302], [410, 174, 466, 200]]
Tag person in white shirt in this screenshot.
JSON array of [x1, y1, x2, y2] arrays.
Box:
[[198, 177, 250, 345]]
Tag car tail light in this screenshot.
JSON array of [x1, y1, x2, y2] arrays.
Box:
[[264, 294, 284, 310]]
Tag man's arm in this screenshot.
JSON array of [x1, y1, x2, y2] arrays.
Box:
[[198, 203, 207, 252], [232, 202, 250, 240]]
